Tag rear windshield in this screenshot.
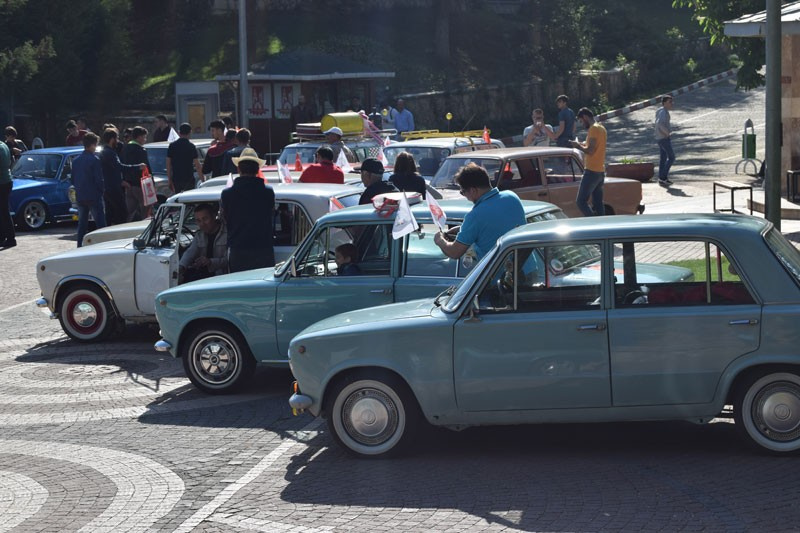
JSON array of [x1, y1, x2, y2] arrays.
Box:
[[12, 154, 63, 179], [765, 228, 800, 287], [430, 157, 502, 189]]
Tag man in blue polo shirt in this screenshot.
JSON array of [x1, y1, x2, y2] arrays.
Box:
[[434, 163, 525, 260]]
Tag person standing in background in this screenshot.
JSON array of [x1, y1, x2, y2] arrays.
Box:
[[545, 95, 576, 148], [72, 133, 107, 247], [4, 127, 27, 163], [392, 98, 415, 138], [222, 128, 251, 175], [167, 123, 204, 193], [203, 120, 235, 178], [100, 128, 146, 226], [290, 94, 317, 129], [0, 141, 15, 249], [570, 108, 607, 216], [121, 126, 151, 221], [152, 115, 171, 142], [655, 95, 676, 186], [65, 120, 88, 146], [522, 109, 554, 147]]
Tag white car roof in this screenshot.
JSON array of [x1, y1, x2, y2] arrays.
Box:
[[168, 182, 362, 204], [386, 138, 504, 149], [144, 139, 213, 148]]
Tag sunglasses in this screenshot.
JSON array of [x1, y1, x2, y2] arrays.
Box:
[[459, 188, 469, 196]]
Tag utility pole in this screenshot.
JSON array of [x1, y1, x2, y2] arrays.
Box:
[[765, 0, 781, 229], [238, 0, 249, 129]]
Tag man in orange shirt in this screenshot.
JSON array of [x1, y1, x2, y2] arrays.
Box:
[[570, 107, 607, 216], [298, 146, 344, 184]]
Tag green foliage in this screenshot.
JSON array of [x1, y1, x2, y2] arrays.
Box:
[[672, 0, 766, 89], [619, 155, 649, 164]]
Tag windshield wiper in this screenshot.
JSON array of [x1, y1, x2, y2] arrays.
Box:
[[434, 285, 457, 307]]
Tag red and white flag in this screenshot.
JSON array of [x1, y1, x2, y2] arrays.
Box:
[[392, 192, 419, 239], [426, 194, 447, 232], [384, 136, 392, 147], [336, 149, 353, 173], [277, 160, 292, 184], [329, 196, 345, 212], [377, 147, 388, 166], [294, 152, 303, 171]]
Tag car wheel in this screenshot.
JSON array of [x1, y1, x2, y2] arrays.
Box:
[[58, 283, 119, 342], [181, 324, 255, 394], [18, 200, 48, 231], [328, 373, 419, 458], [734, 371, 800, 454]]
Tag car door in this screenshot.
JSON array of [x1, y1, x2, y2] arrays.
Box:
[[607, 239, 761, 406], [274, 222, 397, 356], [497, 158, 550, 204], [273, 200, 313, 264], [50, 155, 76, 217], [542, 154, 582, 216], [453, 243, 611, 412], [134, 203, 185, 315]]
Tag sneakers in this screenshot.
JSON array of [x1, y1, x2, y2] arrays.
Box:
[[658, 178, 673, 187], [1, 239, 16, 249]]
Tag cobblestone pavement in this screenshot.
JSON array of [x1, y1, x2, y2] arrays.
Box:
[[3, 80, 800, 532]]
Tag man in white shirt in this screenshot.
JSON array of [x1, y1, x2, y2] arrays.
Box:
[[522, 108, 554, 147]]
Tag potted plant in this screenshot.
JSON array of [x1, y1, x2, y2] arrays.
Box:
[[606, 156, 655, 182]]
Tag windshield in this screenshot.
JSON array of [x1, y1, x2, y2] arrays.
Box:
[[279, 146, 319, 165], [384, 146, 451, 176], [147, 147, 167, 175], [430, 157, 503, 189], [338, 193, 361, 208], [442, 247, 499, 312], [12, 153, 64, 180]]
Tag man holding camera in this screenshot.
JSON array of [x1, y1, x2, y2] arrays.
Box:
[[522, 109, 554, 147]]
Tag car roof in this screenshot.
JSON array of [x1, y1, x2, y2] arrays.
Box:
[[319, 199, 560, 224], [387, 138, 501, 149], [22, 146, 85, 155], [168, 182, 363, 203], [145, 140, 213, 148], [446, 146, 579, 159], [498, 213, 772, 248]]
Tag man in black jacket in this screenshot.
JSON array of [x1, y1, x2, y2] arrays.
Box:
[[221, 148, 275, 272], [121, 126, 152, 221], [222, 128, 251, 175], [100, 129, 146, 226]]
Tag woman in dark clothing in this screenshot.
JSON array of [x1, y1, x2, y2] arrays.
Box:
[[389, 151, 427, 199]]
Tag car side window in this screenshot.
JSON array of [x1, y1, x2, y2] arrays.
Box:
[[274, 201, 312, 247], [497, 159, 542, 190], [294, 224, 392, 278], [477, 244, 603, 313], [613, 240, 755, 306], [404, 224, 458, 278], [543, 156, 578, 184]]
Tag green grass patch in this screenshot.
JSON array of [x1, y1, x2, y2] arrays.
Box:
[[667, 257, 740, 281]]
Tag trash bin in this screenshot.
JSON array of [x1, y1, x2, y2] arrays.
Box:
[[742, 119, 756, 159]]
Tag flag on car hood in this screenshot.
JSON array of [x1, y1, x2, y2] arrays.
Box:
[[427, 194, 447, 231], [392, 192, 419, 239], [277, 160, 292, 183]]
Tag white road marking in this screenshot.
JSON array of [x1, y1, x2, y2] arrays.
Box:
[[208, 513, 335, 532], [174, 419, 324, 533], [0, 440, 184, 532], [0, 471, 49, 533], [0, 300, 36, 315]]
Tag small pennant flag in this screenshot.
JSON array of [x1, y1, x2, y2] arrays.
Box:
[[426, 194, 447, 232], [277, 160, 292, 184], [377, 147, 388, 166], [225, 173, 233, 188], [294, 152, 303, 171], [167, 127, 179, 142], [392, 192, 419, 240], [336, 149, 353, 173], [384, 136, 392, 147], [482, 126, 491, 144], [329, 196, 345, 212]]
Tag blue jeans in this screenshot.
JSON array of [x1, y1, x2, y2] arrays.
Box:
[[576, 170, 605, 216], [77, 199, 107, 247], [658, 137, 675, 179]]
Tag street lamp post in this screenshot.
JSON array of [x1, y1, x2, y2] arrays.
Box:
[[238, 0, 248, 129]]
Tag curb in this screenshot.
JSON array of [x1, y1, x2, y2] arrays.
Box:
[[500, 68, 739, 146]]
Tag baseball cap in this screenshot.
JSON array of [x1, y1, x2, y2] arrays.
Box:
[[323, 126, 343, 136], [232, 147, 266, 167], [360, 157, 384, 174]]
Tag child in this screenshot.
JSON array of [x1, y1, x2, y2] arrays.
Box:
[[334, 243, 362, 276]]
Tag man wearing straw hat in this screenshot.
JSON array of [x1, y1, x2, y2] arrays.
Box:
[[221, 148, 275, 272]]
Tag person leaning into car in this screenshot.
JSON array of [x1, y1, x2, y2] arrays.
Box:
[[221, 148, 275, 272], [434, 163, 526, 260], [179, 203, 228, 283]]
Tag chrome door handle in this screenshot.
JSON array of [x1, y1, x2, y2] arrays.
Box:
[[160, 259, 170, 264], [577, 323, 606, 331], [370, 288, 392, 295], [729, 319, 759, 326]]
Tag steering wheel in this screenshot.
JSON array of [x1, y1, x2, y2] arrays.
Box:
[[624, 290, 647, 305]]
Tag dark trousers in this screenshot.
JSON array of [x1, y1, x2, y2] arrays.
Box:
[[77, 199, 107, 247], [576, 170, 605, 217], [658, 137, 676, 179], [228, 247, 275, 273], [0, 182, 15, 243], [104, 188, 127, 226]]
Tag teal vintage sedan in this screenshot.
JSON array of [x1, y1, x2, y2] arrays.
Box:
[[154, 199, 567, 394], [289, 214, 800, 457]]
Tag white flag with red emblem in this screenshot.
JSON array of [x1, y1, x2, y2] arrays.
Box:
[[329, 196, 345, 212], [336, 149, 353, 173], [392, 192, 419, 239], [167, 127, 179, 142], [225, 173, 234, 188], [377, 147, 388, 166], [277, 160, 292, 184], [384, 136, 392, 147], [426, 193, 447, 232]]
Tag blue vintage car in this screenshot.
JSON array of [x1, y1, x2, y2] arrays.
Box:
[[289, 214, 800, 457], [10, 146, 83, 230], [154, 200, 567, 394]]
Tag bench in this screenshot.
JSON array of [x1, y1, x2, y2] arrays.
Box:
[[713, 180, 753, 215]]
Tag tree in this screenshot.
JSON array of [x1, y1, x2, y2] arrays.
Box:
[[672, 0, 767, 89]]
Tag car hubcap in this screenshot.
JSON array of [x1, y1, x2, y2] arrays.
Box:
[[342, 388, 398, 445], [194, 336, 238, 384], [25, 203, 45, 228], [72, 302, 97, 328], [752, 382, 800, 441]]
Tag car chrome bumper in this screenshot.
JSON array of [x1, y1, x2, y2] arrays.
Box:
[[35, 297, 48, 308], [154, 339, 172, 352], [289, 392, 313, 413], [35, 297, 56, 319]]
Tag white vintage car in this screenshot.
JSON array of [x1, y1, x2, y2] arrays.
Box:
[[36, 183, 363, 342]]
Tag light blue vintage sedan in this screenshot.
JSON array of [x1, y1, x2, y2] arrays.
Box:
[[154, 200, 566, 394], [289, 214, 800, 457]]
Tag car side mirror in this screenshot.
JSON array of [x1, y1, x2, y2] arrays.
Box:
[[290, 256, 297, 277], [133, 238, 146, 250]]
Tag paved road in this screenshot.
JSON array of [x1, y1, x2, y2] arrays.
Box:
[[5, 81, 800, 532]]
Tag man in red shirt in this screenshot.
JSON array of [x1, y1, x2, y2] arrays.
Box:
[[298, 145, 344, 184], [65, 120, 88, 146]]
